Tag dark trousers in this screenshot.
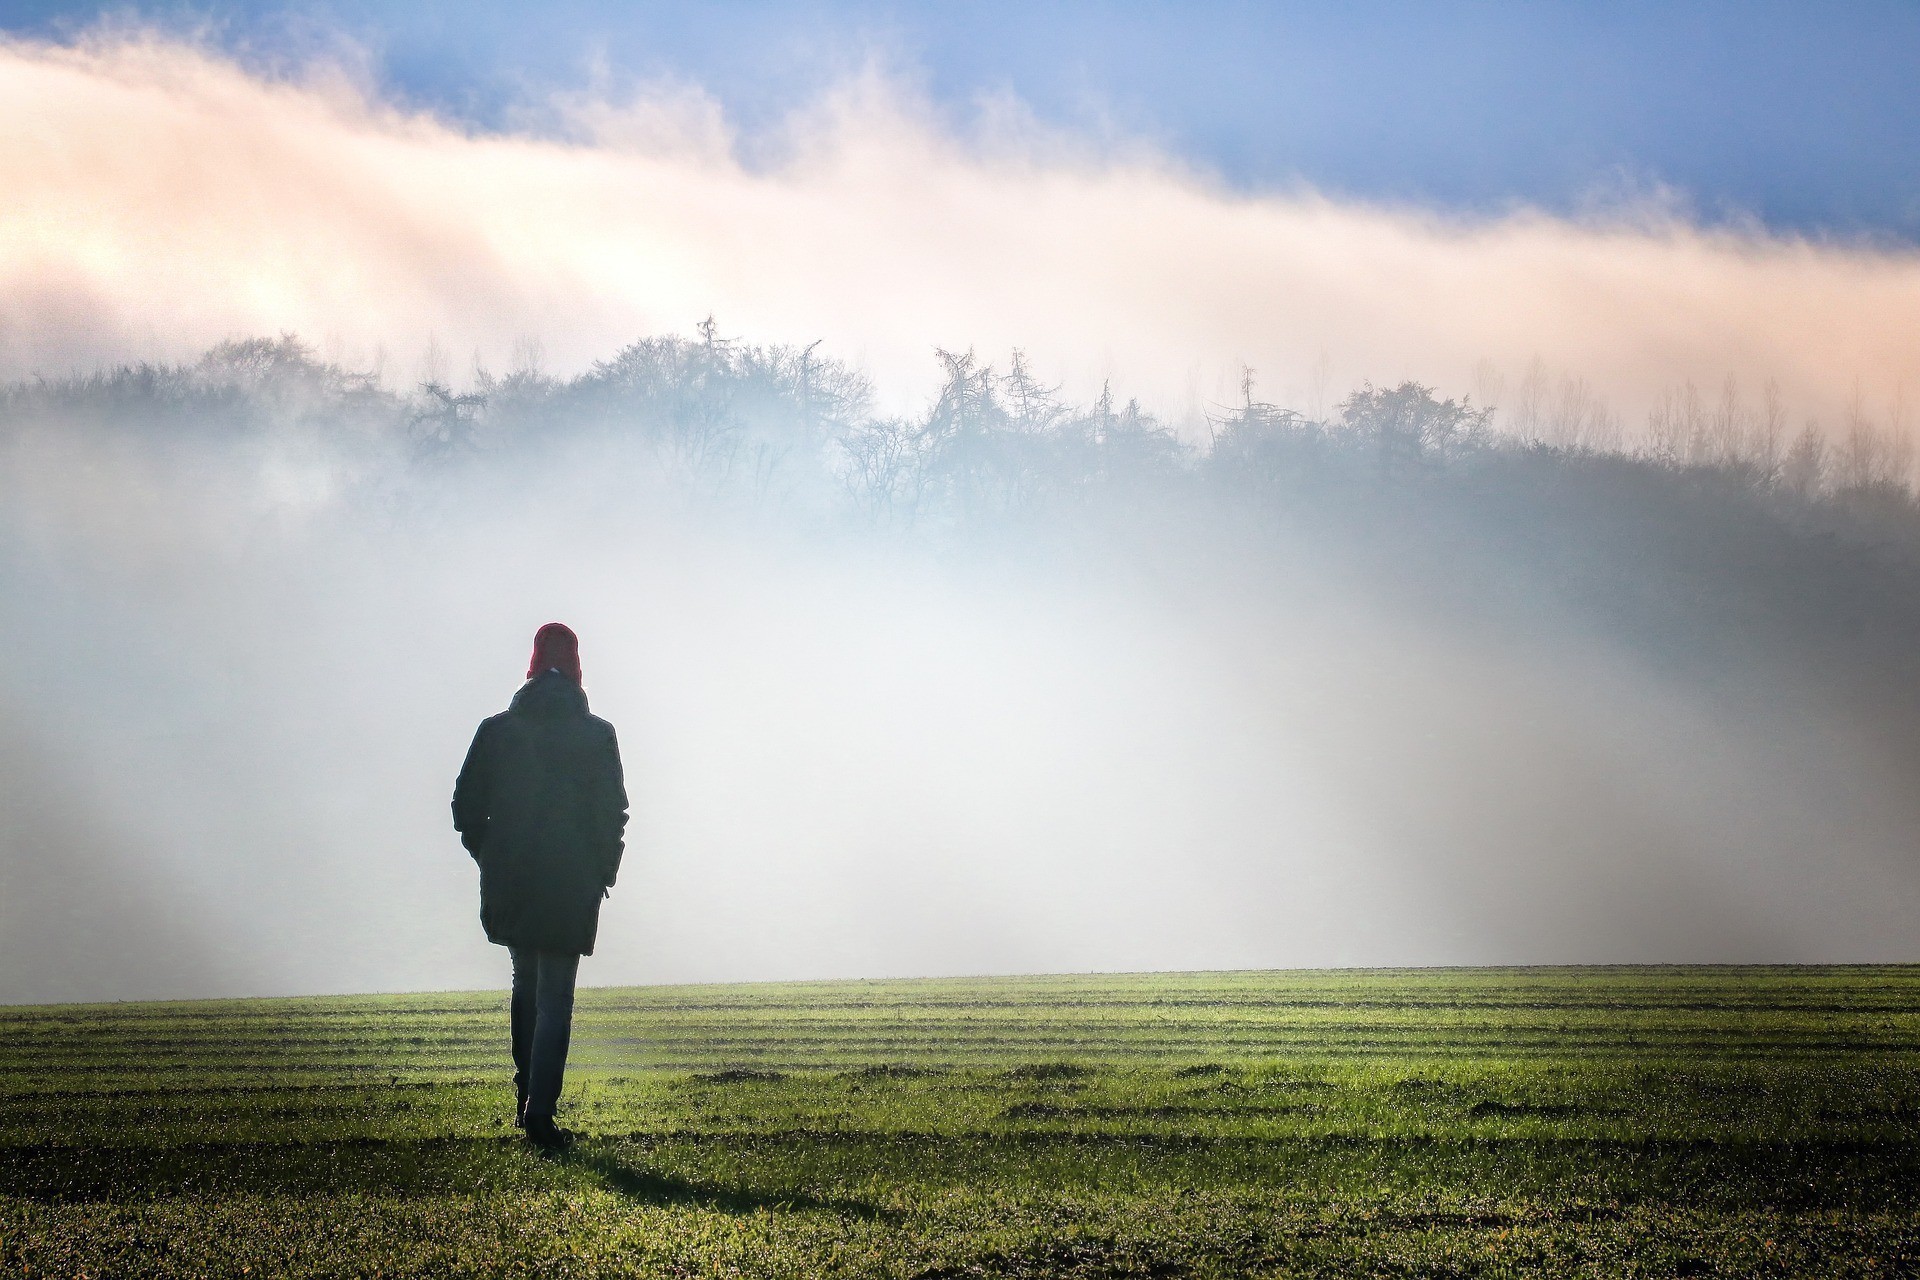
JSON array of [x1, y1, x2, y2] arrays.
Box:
[[509, 946, 580, 1123]]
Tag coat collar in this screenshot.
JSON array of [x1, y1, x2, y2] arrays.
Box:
[[509, 668, 589, 717]]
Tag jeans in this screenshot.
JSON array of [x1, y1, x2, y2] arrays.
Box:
[[509, 947, 580, 1124]]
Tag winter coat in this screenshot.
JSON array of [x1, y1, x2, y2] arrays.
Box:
[[452, 670, 629, 955]]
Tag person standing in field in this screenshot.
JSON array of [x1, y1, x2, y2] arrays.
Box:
[[453, 622, 628, 1149]]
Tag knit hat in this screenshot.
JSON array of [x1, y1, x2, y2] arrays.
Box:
[[527, 622, 582, 683]]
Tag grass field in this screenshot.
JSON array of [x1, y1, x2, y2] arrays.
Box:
[[6, 966, 1920, 1277]]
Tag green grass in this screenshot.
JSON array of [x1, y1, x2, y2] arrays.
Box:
[[6, 966, 1920, 1276]]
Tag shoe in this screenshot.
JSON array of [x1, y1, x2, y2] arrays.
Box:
[[523, 1116, 574, 1150], [514, 1097, 527, 1129]]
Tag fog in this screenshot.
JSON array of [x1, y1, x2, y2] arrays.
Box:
[[4, 32, 1920, 432], [5, 29, 1920, 1003], [3, 331, 1919, 1005]]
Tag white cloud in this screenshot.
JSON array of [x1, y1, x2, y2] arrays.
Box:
[[4, 32, 1918, 428]]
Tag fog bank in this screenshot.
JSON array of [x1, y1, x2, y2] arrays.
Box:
[[3, 338, 1919, 1003]]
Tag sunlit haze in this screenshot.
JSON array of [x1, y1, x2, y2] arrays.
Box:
[[3, 16, 1919, 1005]]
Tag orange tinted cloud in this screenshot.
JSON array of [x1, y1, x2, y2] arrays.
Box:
[[4, 33, 1917, 431]]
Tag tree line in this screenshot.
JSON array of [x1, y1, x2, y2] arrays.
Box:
[[6, 325, 1914, 534]]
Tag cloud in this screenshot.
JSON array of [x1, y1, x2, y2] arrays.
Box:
[[3, 32, 1917, 432]]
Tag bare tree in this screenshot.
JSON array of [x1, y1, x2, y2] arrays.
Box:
[[836, 416, 921, 525], [1780, 421, 1827, 499], [1753, 378, 1787, 482], [411, 382, 487, 457], [1513, 357, 1549, 444], [1707, 375, 1745, 467], [1836, 385, 1886, 491], [1546, 374, 1618, 452]]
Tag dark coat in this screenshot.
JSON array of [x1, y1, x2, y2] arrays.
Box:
[[452, 670, 628, 956]]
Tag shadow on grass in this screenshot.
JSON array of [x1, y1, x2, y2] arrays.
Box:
[[563, 1146, 893, 1220], [0, 1136, 518, 1201], [3, 1135, 889, 1217]]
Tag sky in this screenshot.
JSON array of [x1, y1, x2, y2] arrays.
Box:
[[3, 14, 1918, 432], [8, 0, 1920, 241]]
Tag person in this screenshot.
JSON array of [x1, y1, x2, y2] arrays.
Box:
[[453, 622, 628, 1148]]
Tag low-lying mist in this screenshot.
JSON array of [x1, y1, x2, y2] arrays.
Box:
[[3, 331, 1918, 1004]]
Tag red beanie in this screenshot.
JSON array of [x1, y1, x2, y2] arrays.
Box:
[[527, 622, 582, 683]]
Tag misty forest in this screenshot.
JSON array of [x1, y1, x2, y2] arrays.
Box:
[[5, 325, 1920, 1004]]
